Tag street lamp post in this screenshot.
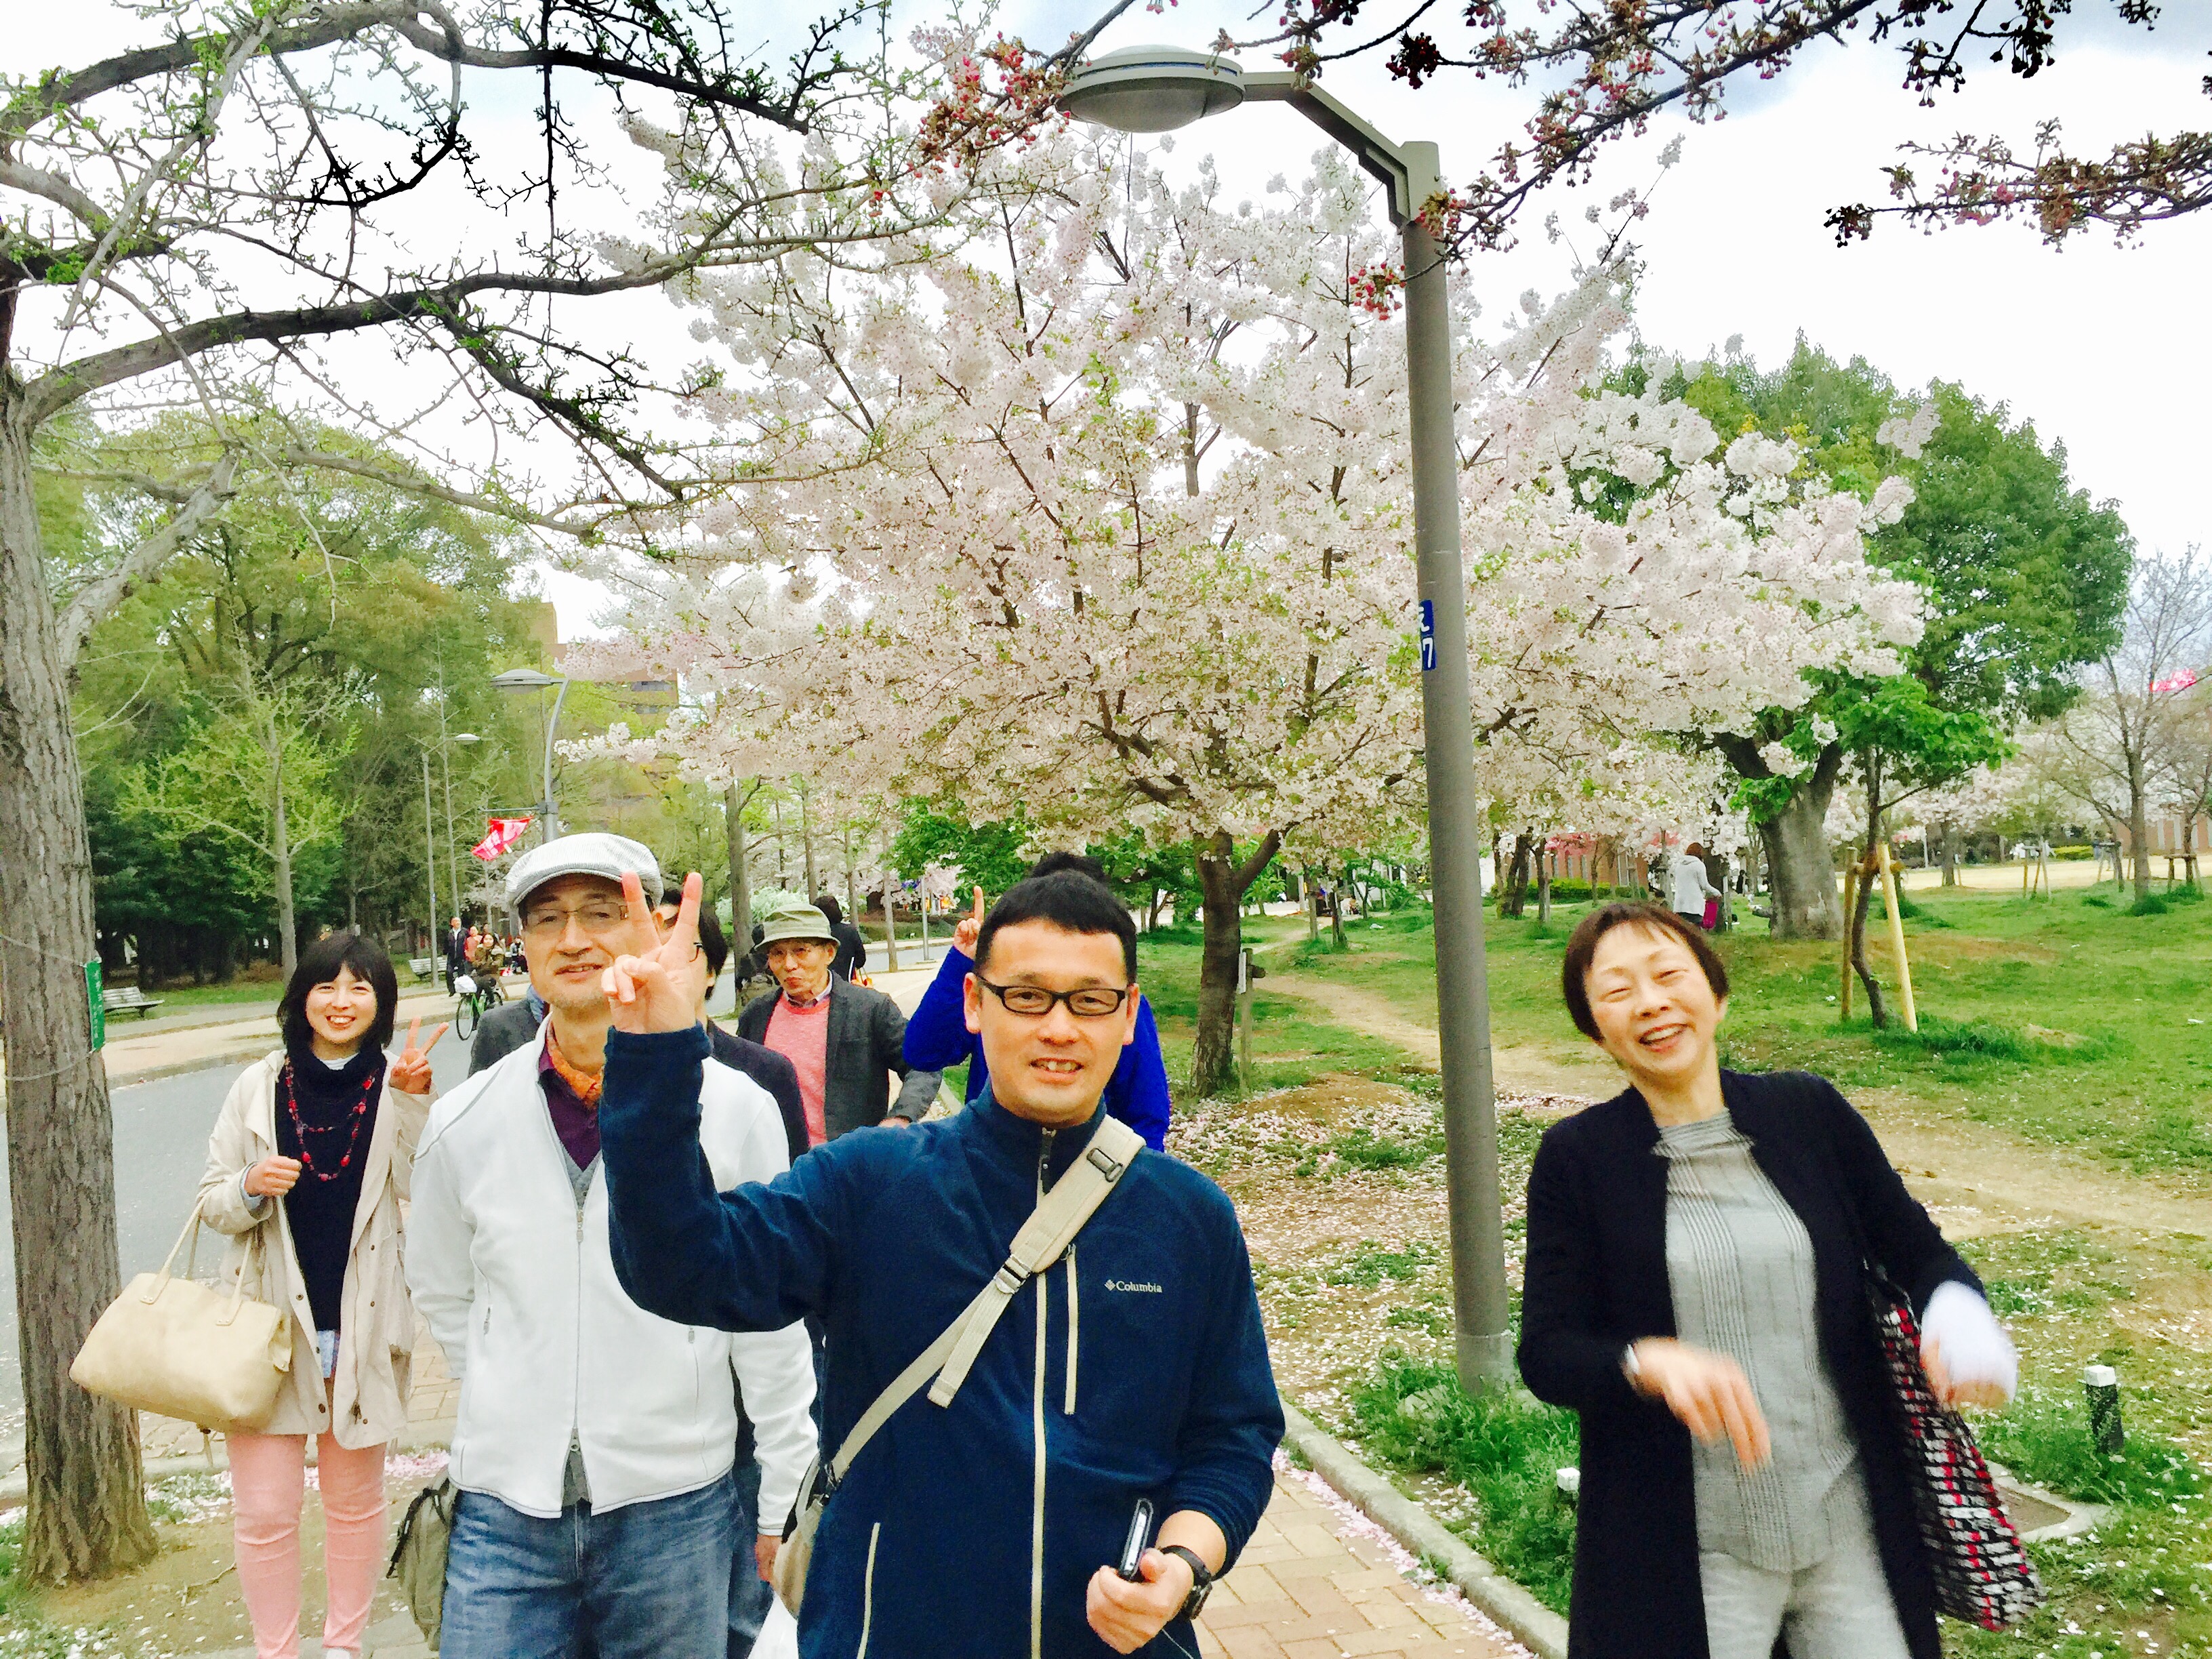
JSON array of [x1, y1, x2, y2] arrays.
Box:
[[1061, 49, 1511, 1391], [491, 668, 571, 844]]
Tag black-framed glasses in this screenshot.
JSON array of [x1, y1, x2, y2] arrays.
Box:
[[974, 975, 1132, 1019]]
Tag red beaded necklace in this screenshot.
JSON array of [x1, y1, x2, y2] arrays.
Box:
[[279, 1061, 377, 1180]]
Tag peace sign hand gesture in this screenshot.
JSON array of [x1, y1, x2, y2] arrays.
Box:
[[602, 869, 706, 1035], [388, 1015, 447, 1097]]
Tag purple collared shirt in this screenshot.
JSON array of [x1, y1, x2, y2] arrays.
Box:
[[538, 1041, 600, 1172]]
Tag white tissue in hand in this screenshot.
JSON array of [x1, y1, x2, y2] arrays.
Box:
[[1920, 1281, 2018, 1400]]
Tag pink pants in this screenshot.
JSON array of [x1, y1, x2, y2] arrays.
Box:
[[228, 1431, 388, 1659]]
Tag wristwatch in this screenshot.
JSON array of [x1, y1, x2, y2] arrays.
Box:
[[1160, 1544, 1214, 1621]]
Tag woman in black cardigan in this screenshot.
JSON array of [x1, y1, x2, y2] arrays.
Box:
[[1519, 903, 2017, 1659]]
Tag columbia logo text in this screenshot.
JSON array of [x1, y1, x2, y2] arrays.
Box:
[[1105, 1279, 1163, 1294]]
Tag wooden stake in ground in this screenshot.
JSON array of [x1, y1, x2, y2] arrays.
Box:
[[1877, 842, 1919, 1033], [1840, 866, 1858, 1020]]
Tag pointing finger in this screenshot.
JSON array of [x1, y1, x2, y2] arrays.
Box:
[[419, 1021, 449, 1057], [973, 886, 984, 923], [405, 1013, 422, 1052]]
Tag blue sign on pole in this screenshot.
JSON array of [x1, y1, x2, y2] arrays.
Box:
[[1419, 599, 1437, 672]]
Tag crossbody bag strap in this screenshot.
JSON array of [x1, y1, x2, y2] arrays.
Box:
[[821, 1115, 1144, 1484]]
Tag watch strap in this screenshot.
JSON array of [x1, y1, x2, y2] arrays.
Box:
[[1161, 1544, 1212, 1618]]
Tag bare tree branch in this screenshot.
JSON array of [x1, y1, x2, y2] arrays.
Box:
[[58, 451, 239, 672]]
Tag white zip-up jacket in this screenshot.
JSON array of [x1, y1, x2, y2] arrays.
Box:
[[407, 1026, 815, 1521]]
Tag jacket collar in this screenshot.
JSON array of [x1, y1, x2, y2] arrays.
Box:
[[966, 1083, 1107, 1184]]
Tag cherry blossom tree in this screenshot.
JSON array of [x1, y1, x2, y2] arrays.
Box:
[[591, 130, 1929, 1094]]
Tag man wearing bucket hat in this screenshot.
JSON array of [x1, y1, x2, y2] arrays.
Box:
[[407, 833, 817, 1659], [735, 899, 939, 1149]]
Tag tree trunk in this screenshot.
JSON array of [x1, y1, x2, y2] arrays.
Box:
[[1850, 756, 1889, 1028], [1190, 830, 1281, 1097], [724, 781, 752, 954], [0, 410, 158, 1581], [842, 824, 859, 930], [1721, 739, 1844, 940], [2127, 751, 2150, 903], [1536, 848, 1552, 924], [1755, 777, 1843, 939], [1498, 833, 1533, 918], [266, 705, 298, 985], [799, 780, 819, 899], [1940, 823, 1958, 888], [1848, 853, 1888, 1029]]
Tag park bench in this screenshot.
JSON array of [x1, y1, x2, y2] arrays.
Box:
[[100, 985, 165, 1020], [408, 956, 441, 984]]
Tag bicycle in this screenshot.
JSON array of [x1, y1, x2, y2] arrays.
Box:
[[451, 969, 506, 1041]]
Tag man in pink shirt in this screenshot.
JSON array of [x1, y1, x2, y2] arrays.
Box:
[[735, 901, 938, 1148]]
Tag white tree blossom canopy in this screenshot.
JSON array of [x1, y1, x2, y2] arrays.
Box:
[[588, 131, 1927, 853]]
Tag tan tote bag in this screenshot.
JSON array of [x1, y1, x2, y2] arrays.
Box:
[[773, 1116, 1143, 1615], [71, 1197, 291, 1432]]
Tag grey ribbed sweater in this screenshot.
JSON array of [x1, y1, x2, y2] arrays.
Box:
[[1658, 1111, 1860, 1572]]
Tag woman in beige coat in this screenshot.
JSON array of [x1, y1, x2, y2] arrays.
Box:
[[199, 933, 443, 1659]]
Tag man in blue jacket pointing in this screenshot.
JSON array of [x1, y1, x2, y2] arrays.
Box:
[[596, 867, 1282, 1658]]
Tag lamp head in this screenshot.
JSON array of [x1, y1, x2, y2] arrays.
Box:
[[451, 732, 481, 744], [491, 668, 560, 691], [1059, 45, 1246, 134]]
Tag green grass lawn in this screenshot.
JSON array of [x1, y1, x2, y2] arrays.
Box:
[[1134, 888, 2212, 1182]]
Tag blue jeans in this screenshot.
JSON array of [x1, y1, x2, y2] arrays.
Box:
[[727, 1457, 774, 1659], [441, 1473, 737, 1659]]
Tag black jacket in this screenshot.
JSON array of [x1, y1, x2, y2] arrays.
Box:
[[830, 919, 869, 981], [736, 979, 939, 1139], [1517, 1069, 1979, 1659]]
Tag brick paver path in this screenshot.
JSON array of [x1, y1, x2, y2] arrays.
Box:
[[1195, 1470, 1525, 1659]]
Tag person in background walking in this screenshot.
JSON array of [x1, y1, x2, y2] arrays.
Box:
[[735, 900, 938, 1147], [1519, 903, 2018, 1659], [197, 933, 443, 1659], [812, 893, 869, 981], [409, 834, 815, 1659], [903, 852, 1170, 1149], [1668, 842, 1723, 930], [444, 914, 468, 992]]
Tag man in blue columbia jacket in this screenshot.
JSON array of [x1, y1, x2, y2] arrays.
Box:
[[596, 868, 1281, 1658]]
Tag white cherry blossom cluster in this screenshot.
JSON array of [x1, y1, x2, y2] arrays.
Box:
[[580, 132, 1929, 858]]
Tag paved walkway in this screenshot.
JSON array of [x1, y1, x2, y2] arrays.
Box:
[[206, 1466, 1528, 1658], [1196, 1469, 1526, 1659]]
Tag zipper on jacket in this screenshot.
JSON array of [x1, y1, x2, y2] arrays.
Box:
[[1063, 1247, 1078, 1416], [571, 1170, 588, 1498], [1031, 1257, 1048, 1659], [857, 1521, 882, 1658]]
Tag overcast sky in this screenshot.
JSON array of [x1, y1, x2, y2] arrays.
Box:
[[9, 3, 2206, 639]]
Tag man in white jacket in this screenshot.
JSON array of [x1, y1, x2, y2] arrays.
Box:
[[408, 834, 814, 1659]]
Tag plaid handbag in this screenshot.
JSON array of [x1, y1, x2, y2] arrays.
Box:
[[1866, 1272, 2043, 1629]]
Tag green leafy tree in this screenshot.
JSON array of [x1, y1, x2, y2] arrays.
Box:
[[1691, 346, 2131, 939], [888, 803, 1037, 900], [128, 681, 352, 983]]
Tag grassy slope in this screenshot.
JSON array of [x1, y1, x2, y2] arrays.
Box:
[[1141, 888, 2212, 1181]]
